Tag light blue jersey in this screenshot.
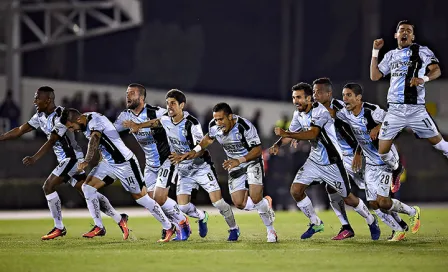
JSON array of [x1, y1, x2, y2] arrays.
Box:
[[331, 99, 358, 156], [378, 44, 439, 104], [289, 102, 343, 165]]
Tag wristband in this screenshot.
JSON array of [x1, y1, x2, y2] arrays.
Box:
[[372, 49, 379, 58], [193, 145, 202, 153], [237, 157, 246, 164], [422, 76, 430, 82]]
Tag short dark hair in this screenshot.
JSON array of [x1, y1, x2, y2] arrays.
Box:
[[37, 86, 55, 99], [213, 102, 233, 115], [292, 82, 313, 98], [165, 89, 186, 104], [396, 20, 415, 32], [343, 83, 363, 96], [312, 77, 333, 92], [60, 108, 81, 125], [128, 83, 146, 99]]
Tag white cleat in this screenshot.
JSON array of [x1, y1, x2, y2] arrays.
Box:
[[267, 229, 278, 243]]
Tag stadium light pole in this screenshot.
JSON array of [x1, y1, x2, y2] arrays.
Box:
[[1, 0, 142, 117]]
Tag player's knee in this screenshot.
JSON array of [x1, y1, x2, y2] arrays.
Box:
[[42, 179, 55, 194], [377, 197, 392, 210], [369, 201, 379, 210], [178, 204, 190, 214], [81, 183, 96, 196], [250, 195, 263, 204], [290, 187, 304, 202], [233, 202, 245, 210]]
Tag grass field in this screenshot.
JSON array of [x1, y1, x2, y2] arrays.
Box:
[[0, 209, 447, 272]]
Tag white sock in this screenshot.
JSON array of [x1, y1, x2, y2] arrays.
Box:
[[328, 193, 349, 226], [135, 195, 171, 229], [82, 184, 103, 228], [213, 198, 238, 229], [374, 209, 403, 231], [433, 139, 448, 158], [389, 199, 416, 216], [380, 151, 399, 170], [353, 199, 375, 225], [254, 198, 273, 230], [296, 196, 320, 225], [161, 197, 187, 224], [391, 211, 403, 223], [45, 191, 64, 229], [179, 203, 205, 220], [244, 196, 256, 211], [97, 192, 121, 223]]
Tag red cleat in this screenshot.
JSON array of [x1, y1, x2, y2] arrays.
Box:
[[82, 225, 106, 238], [118, 214, 129, 240], [41, 227, 67, 240]]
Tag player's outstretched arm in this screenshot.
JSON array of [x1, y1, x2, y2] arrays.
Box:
[[0, 123, 34, 141], [223, 145, 262, 171], [370, 38, 384, 81], [269, 137, 293, 155], [23, 132, 59, 166], [170, 134, 215, 164], [274, 126, 320, 141], [123, 118, 161, 133], [78, 131, 101, 172], [410, 63, 441, 87], [352, 145, 363, 172]]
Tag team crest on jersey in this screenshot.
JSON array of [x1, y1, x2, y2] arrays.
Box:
[[235, 132, 242, 141], [181, 128, 188, 137], [362, 117, 368, 126], [406, 50, 412, 57]]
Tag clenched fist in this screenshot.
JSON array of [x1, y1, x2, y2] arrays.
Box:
[[373, 38, 384, 50]]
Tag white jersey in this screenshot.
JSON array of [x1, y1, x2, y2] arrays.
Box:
[[378, 44, 439, 104], [330, 99, 358, 156], [28, 106, 83, 162], [208, 115, 262, 172], [83, 112, 133, 164], [115, 104, 171, 168], [336, 102, 396, 166], [289, 102, 344, 165], [159, 111, 212, 173]]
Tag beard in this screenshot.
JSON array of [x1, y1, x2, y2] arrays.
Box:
[[127, 100, 139, 110]]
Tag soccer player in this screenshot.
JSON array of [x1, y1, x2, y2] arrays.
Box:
[[124, 89, 240, 241], [171, 102, 277, 242], [370, 20, 447, 193], [0, 86, 128, 240], [271, 82, 381, 240], [114, 83, 190, 241], [313, 78, 409, 241], [336, 83, 420, 241], [60, 108, 176, 242]]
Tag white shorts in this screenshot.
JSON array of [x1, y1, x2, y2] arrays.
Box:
[[293, 159, 351, 198], [89, 155, 145, 194], [228, 161, 264, 194], [146, 159, 177, 191], [343, 154, 365, 190], [379, 104, 439, 140], [176, 163, 221, 195], [51, 158, 86, 187], [364, 164, 392, 201]]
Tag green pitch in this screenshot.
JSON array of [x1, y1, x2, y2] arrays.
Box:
[[1, 209, 447, 272]]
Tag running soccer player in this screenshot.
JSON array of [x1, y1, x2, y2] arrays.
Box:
[[336, 83, 420, 241], [272, 82, 381, 240], [171, 102, 277, 242], [114, 83, 190, 241], [60, 108, 176, 242], [370, 20, 447, 193], [124, 89, 240, 241], [0, 86, 128, 240]]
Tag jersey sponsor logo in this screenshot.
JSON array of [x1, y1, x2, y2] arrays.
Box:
[[223, 142, 245, 153]]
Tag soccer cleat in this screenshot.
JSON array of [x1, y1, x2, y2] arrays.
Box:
[[264, 195, 276, 222], [409, 206, 421, 234], [388, 230, 406, 242], [331, 227, 355, 240], [368, 215, 381, 240], [173, 217, 191, 241], [41, 227, 67, 240], [157, 224, 176, 243], [118, 214, 129, 240], [198, 211, 209, 238], [82, 225, 106, 238], [391, 164, 404, 193], [267, 229, 278, 243], [228, 227, 240, 241], [301, 221, 324, 239]]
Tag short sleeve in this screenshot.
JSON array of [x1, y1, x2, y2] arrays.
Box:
[[190, 123, 204, 145], [419, 46, 439, 69], [88, 115, 106, 133], [28, 113, 40, 129], [52, 117, 68, 137], [378, 51, 391, 76], [372, 106, 387, 124], [113, 111, 128, 132], [208, 120, 217, 139], [335, 108, 348, 122], [156, 107, 168, 118], [244, 120, 261, 147], [311, 108, 331, 129], [288, 111, 302, 132]]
